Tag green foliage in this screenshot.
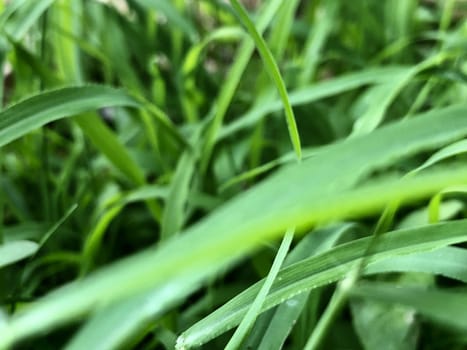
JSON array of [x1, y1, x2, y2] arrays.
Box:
[[0, 0, 467, 349]]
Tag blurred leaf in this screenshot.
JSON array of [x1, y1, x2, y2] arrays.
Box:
[[0, 240, 38, 268], [133, 0, 198, 42], [0, 86, 148, 184], [350, 282, 467, 330], [350, 299, 418, 350], [1, 0, 55, 41], [66, 272, 209, 350], [414, 138, 467, 173], [0, 86, 138, 148]]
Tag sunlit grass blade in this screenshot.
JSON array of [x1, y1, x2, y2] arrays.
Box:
[[229, 0, 301, 160]]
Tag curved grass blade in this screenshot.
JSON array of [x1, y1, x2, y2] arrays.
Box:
[[182, 27, 243, 76], [0, 85, 138, 147], [413, 138, 467, 173], [229, 0, 301, 160], [181, 26, 243, 122], [366, 246, 467, 282], [351, 53, 448, 136], [0, 86, 147, 183], [178, 220, 467, 348], [2, 106, 467, 347]]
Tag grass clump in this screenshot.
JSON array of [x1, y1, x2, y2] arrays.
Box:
[[1, 0, 467, 349]]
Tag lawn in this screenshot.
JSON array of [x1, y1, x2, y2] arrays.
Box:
[[1, 0, 467, 349]]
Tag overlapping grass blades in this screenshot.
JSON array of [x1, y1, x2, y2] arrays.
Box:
[[1, 105, 467, 348], [179, 220, 467, 348]]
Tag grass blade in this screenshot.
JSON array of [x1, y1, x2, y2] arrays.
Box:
[[201, 0, 284, 170], [0, 86, 139, 148], [229, 0, 301, 160], [224, 228, 294, 350], [366, 246, 467, 282], [253, 223, 355, 350]]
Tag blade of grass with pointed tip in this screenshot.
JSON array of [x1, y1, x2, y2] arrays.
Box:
[[229, 0, 301, 160], [201, 0, 284, 170]]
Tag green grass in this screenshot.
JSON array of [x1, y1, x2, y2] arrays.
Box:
[[0, 1, 467, 349]]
